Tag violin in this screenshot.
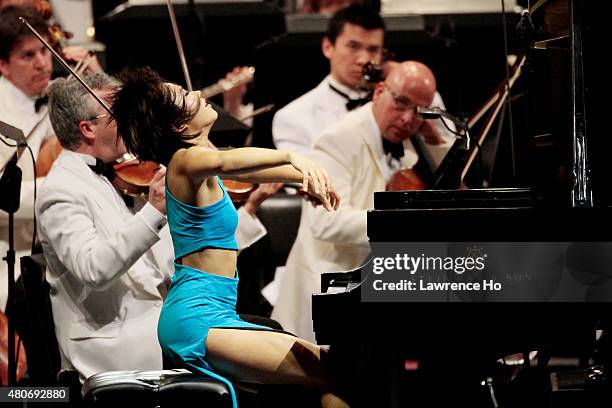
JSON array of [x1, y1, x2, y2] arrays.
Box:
[[111, 156, 160, 198], [221, 179, 257, 202], [35, 135, 62, 177]]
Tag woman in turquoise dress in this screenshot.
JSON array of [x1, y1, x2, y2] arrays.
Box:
[[112, 67, 346, 408]]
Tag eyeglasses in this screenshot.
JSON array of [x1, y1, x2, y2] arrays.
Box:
[[88, 114, 109, 121], [382, 82, 426, 116]]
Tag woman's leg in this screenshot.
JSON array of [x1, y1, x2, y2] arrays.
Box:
[[206, 329, 349, 408], [206, 328, 328, 387]]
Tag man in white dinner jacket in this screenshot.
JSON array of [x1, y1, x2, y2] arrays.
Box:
[[272, 61, 455, 341], [272, 4, 385, 156]]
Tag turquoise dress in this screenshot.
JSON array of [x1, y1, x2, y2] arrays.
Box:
[[158, 177, 270, 408]]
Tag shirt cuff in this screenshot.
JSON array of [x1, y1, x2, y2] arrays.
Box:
[[236, 206, 266, 250], [137, 202, 167, 233]]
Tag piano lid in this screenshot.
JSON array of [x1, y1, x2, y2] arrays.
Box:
[[373, 187, 535, 210]]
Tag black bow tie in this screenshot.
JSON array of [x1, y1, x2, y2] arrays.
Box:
[[382, 138, 404, 161], [88, 158, 116, 179], [328, 84, 370, 111], [88, 159, 135, 207], [34, 95, 48, 113]]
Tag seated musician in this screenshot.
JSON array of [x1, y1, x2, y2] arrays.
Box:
[[272, 61, 455, 341]]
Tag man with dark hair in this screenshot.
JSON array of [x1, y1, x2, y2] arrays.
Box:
[[0, 5, 105, 311], [272, 4, 385, 155], [0, 5, 51, 97], [0, 5, 55, 311]]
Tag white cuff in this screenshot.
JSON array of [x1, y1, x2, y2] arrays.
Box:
[[236, 206, 266, 250], [137, 202, 167, 233]]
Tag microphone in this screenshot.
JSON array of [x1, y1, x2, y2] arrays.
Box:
[[416, 106, 468, 132], [0, 120, 27, 147]]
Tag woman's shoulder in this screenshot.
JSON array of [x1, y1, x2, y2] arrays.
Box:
[[170, 146, 216, 168]]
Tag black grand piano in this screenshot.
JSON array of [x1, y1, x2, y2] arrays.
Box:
[[312, 1, 609, 406]]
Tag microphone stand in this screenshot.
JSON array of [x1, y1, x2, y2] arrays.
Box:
[[416, 107, 472, 189], [417, 106, 471, 146], [0, 121, 27, 386]]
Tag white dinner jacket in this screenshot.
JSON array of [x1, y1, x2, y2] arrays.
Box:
[[272, 103, 452, 341]]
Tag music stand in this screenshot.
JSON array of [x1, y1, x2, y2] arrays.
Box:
[[0, 120, 26, 386]]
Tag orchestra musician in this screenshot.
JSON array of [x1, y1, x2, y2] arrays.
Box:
[[272, 4, 385, 155], [0, 5, 100, 312], [272, 61, 454, 341]]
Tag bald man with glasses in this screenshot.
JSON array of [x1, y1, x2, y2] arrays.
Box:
[[272, 61, 454, 341]]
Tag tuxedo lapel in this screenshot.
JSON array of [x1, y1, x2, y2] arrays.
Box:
[[353, 105, 384, 181]]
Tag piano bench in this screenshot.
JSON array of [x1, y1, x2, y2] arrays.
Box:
[[81, 369, 233, 408]]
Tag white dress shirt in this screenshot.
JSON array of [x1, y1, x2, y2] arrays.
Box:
[[272, 75, 353, 156], [0, 76, 54, 310]]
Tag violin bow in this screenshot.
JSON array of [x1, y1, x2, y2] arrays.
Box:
[[165, 0, 216, 152], [19, 17, 113, 115], [165, 0, 194, 92]]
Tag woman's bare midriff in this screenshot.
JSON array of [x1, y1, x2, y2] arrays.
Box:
[[180, 248, 238, 278]]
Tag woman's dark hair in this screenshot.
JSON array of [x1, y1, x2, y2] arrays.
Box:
[[112, 67, 198, 166]]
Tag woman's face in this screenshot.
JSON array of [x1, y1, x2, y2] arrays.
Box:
[[166, 83, 218, 135]]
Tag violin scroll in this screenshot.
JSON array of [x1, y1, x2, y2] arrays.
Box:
[[362, 61, 384, 84]]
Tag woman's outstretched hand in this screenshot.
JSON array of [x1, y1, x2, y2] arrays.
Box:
[[288, 152, 331, 195], [298, 186, 341, 212], [287, 152, 340, 211]]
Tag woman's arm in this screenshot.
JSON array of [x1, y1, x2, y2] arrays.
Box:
[[177, 146, 291, 179], [177, 146, 332, 198], [220, 164, 302, 184]]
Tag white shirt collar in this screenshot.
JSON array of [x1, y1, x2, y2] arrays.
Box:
[[326, 75, 367, 100], [0, 76, 38, 113], [63, 149, 97, 166]]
